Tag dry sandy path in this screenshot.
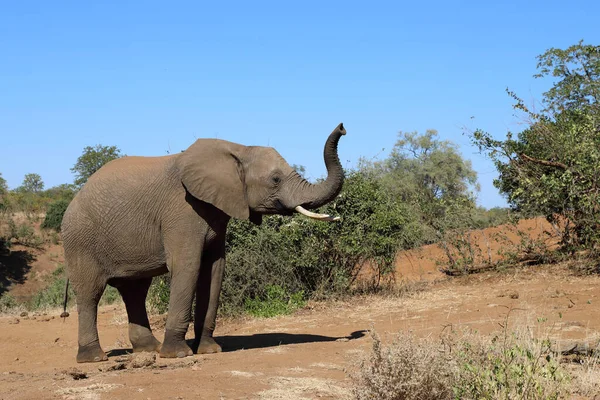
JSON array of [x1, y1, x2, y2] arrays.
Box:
[[2, 264, 600, 399]]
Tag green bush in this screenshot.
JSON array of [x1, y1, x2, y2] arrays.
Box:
[[0, 293, 17, 313], [244, 285, 305, 318], [453, 330, 569, 399], [7, 221, 44, 248], [147, 275, 171, 314], [30, 270, 71, 310], [29, 265, 120, 310], [41, 199, 70, 232]]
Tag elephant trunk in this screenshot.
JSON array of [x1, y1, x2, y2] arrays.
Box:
[[289, 123, 346, 216]]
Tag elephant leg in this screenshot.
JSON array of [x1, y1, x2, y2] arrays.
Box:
[[194, 245, 225, 354], [70, 264, 108, 363], [159, 240, 202, 358], [113, 278, 161, 353]]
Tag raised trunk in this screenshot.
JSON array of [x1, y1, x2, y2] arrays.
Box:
[[293, 123, 346, 209]]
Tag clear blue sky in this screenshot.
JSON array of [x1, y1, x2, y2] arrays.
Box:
[[2, 1, 599, 208]]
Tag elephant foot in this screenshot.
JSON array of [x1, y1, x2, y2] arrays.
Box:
[[195, 335, 222, 354], [160, 329, 193, 358], [132, 335, 161, 353], [77, 342, 108, 363], [129, 325, 161, 353]]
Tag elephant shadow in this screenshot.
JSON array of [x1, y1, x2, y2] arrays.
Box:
[[213, 329, 368, 352], [106, 330, 368, 357], [0, 240, 35, 296]]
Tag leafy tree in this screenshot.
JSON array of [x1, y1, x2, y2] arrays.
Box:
[[0, 173, 7, 195], [71, 144, 122, 187], [472, 41, 600, 250], [43, 184, 77, 202], [0, 173, 7, 211], [367, 130, 479, 242], [535, 40, 600, 115], [18, 173, 44, 193]]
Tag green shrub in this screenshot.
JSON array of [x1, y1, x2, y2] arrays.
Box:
[[8, 221, 44, 249], [41, 199, 70, 232], [100, 286, 120, 305], [147, 275, 171, 314], [29, 265, 71, 310], [453, 330, 569, 399], [0, 293, 17, 313], [244, 285, 305, 318], [30, 265, 120, 310], [221, 168, 418, 316]]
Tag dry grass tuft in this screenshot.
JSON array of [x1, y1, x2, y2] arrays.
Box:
[[351, 330, 455, 400]]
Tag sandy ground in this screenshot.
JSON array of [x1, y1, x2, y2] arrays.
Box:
[[2, 263, 600, 399]]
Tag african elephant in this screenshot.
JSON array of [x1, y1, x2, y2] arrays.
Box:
[[61, 123, 346, 363]]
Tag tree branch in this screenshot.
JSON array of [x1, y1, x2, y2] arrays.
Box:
[[518, 153, 569, 170]]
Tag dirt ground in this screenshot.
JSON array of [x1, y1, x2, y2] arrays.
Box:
[[2, 218, 600, 399]]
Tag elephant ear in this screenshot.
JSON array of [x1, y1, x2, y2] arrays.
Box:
[[176, 139, 250, 220]]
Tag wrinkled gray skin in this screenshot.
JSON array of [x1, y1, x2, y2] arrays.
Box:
[[61, 124, 346, 363]]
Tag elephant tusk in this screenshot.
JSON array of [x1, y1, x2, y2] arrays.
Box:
[[294, 206, 341, 222]]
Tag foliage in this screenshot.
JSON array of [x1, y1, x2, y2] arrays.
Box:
[[244, 285, 305, 318], [43, 184, 77, 203], [219, 168, 417, 316], [0, 293, 17, 313], [29, 265, 73, 310], [29, 265, 119, 310], [472, 41, 600, 252], [6, 220, 44, 249], [366, 130, 480, 246], [17, 173, 44, 193], [0, 173, 7, 196], [147, 275, 171, 314], [71, 144, 123, 187], [41, 199, 71, 232], [535, 40, 600, 115], [452, 326, 569, 399]]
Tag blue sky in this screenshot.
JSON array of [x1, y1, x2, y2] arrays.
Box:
[[1, 1, 599, 208]]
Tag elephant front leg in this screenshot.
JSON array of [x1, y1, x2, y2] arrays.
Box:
[[160, 263, 200, 358], [194, 249, 225, 354]]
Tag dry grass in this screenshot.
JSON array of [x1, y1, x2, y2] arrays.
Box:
[[351, 330, 455, 400], [349, 319, 598, 400]]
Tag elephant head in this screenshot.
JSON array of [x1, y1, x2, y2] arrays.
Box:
[[175, 123, 346, 224]]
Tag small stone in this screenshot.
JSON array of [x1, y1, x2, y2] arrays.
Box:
[[19, 311, 28, 317], [8, 318, 19, 325], [14, 357, 19, 361], [509, 291, 519, 299]]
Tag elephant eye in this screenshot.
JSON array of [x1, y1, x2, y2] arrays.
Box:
[[271, 175, 281, 185]]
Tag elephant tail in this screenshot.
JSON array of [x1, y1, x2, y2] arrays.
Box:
[[60, 279, 70, 319]]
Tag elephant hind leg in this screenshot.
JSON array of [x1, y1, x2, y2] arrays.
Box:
[[112, 277, 161, 353], [71, 271, 108, 363]]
